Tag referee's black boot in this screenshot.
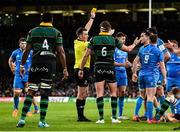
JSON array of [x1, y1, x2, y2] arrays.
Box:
[[77, 116, 91, 122]]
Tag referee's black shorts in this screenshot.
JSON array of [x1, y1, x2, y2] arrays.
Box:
[[74, 68, 90, 87]]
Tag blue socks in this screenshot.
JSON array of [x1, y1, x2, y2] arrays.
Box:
[[14, 96, 19, 110], [147, 101, 153, 120], [34, 105, 39, 111], [118, 97, 124, 116], [134, 96, 144, 116]]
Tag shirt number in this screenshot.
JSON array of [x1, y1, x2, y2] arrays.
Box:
[[144, 55, 149, 63], [42, 39, 49, 50], [102, 47, 107, 56]]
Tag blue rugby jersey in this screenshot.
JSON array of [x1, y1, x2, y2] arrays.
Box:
[[166, 52, 180, 77], [11, 49, 32, 76], [114, 48, 128, 71], [138, 44, 164, 76]]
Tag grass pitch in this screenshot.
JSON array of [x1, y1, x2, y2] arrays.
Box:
[[0, 101, 179, 131]]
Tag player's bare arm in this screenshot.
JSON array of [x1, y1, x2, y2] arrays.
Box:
[[159, 61, 167, 86], [56, 46, 69, 79], [85, 8, 96, 32], [8, 57, 15, 74], [121, 37, 141, 52], [78, 48, 91, 79], [20, 44, 31, 76], [132, 56, 140, 82]]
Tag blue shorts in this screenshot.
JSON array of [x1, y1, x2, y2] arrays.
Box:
[[157, 73, 163, 86], [13, 74, 28, 89], [166, 76, 180, 92], [138, 75, 157, 90], [115, 70, 127, 87]]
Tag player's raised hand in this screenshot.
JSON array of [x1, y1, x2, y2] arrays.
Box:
[[90, 8, 96, 19], [78, 69, 84, 79], [20, 65, 25, 77], [166, 40, 174, 49], [133, 37, 141, 46]]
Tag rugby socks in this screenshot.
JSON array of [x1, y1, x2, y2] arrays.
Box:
[[111, 96, 117, 119], [118, 97, 124, 117], [40, 96, 49, 122], [156, 99, 170, 120], [147, 101, 153, 120], [14, 96, 19, 110], [34, 105, 39, 111], [96, 97, 104, 120], [134, 96, 144, 116], [159, 96, 165, 106], [76, 99, 85, 118], [20, 95, 33, 120], [155, 106, 161, 114]]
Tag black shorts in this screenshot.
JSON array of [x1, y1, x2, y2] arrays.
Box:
[[94, 63, 116, 83], [28, 55, 56, 84], [74, 68, 90, 87], [173, 114, 180, 120]]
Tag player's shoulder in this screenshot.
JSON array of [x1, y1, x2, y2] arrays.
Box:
[[157, 38, 164, 45], [151, 45, 162, 54], [51, 27, 62, 34], [139, 45, 145, 52], [12, 48, 20, 54]]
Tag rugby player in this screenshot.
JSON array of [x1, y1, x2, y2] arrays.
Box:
[[16, 13, 68, 128], [8, 37, 39, 117]]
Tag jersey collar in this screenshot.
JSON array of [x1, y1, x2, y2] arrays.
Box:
[[40, 22, 53, 27], [99, 32, 110, 36]]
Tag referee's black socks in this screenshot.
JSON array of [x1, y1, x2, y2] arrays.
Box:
[[76, 99, 85, 119]]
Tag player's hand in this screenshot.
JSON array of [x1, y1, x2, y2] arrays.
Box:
[[125, 61, 132, 68], [162, 78, 166, 86], [164, 40, 173, 49], [90, 8, 96, 19], [78, 69, 84, 79], [20, 65, 25, 77], [62, 68, 69, 80], [133, 37, 141, 46], [132, 73, 138, 82]]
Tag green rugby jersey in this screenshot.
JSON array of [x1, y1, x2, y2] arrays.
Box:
[[88, 32, 122, 64], [26, 22, 63, 58]]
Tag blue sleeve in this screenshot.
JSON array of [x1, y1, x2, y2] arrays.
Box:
[[137, 47, 142, 57], [158, 39, 168, 54], [11, 50, 17, 61], [158, 50, 164, 62]]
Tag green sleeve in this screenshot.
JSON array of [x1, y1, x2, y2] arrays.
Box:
[[26, 30, 32, 45], [115, 39, 123, 49], [87, 38, 94, 49], [56, 31, 63, 46]]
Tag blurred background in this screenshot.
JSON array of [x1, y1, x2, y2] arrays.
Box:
[[0, 0, 179, 98]]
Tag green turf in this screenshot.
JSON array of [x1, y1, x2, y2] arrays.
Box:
[[0, 101, 179, 131]]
